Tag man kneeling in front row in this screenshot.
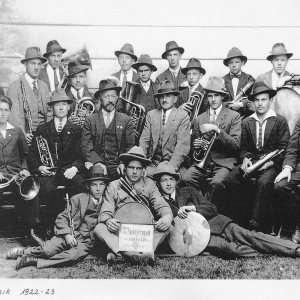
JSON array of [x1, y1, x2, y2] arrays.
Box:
[[6, 165, 108, 270]]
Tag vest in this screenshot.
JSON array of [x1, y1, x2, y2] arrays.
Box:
[[134, 82, 157, 114], [152, 117, 165, 165]]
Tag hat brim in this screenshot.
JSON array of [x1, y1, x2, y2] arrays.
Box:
[[181, 66, 206, 76], [162, 47, 185, 59], [223, 55, 248, 66], [154, 90, 180, 97], [43, 48, 67, 58], [66, 66, 90, 78], [115, 51, 137, 61], [248, 89, 277, 101], [47, 99, 74, 105], [94, 86, 122, 99], [266, 53, 293, 61], [21, 56, 47, 64], [203, 88, 228, 97], [83, 176, 110, 183], [132, 62, 157, 72], [153, 171, 180, 182], [119, 153, 151, 166]]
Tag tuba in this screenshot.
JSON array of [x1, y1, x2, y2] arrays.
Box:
[[186, 91, 205, 123], [0, 174, 40, 201], [71, 96, 95, 127], [233, 79, 255, 103]]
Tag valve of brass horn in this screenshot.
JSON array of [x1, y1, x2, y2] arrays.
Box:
[[71, 96, 95, 127], [186, 91, 205, 123], [232, 79, 255, 103]]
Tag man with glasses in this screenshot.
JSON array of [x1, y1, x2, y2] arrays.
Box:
[[81, 79, 135, 181]]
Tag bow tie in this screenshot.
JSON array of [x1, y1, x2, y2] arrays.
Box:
[[230, 74, 241, 80]]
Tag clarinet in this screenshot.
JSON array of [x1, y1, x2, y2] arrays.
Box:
[[20, 80, 33, 134], [65, 193, 75, 237]]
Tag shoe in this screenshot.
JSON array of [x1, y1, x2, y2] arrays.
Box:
[[5, 247, 26, 260], [292, 227, 300, 244], [16, 255, 38, 271], [30, 228, 45, 247], [107, 253, 116, 266]]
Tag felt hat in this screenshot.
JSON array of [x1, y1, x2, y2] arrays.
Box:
[[223, 47, 247, 66], [154, 80, 180, 97], [179, 81, 189, 91], [47, 89, 73, 105], [266, 43, 293, 61], [83, 165, 110, 183], [21, 47, 47, 64], [203, 76, 228, 96], [162, 41, 184, 59], [94, 78, 122, 100], [119, 146, 151, 166], [152, 161, 180, 181], [43, 40, 66, 57], [132, 54, 157, 72], [248, 81, 277, 101], [181, 58, 206, 75], [114, 43, 137, 61], [66, 61, 89, 78]]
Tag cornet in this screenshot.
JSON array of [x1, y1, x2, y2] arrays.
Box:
[[71, 97, 95, 126]]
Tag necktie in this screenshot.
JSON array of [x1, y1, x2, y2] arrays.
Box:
[[162, 110, 166, 126], [105, 113, 111, 128], [171, 72, 177, 82], [77, 90, 81, 100], [122, 71, 127, 89], [257, 119, 267, 151], [169, 195, 175, 202], [230, 74, 241, 80], [189, 86, 193, 98], [53, 68, 59, 89], [32, 81, 38, 97], [211, 110, 217, 123], [57, 118, 63, 133]]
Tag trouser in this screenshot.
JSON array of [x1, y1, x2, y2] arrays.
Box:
[[225, 165, 277, 227], [206, 222, 299, 259], [24, 234, 94, 269], [94, 223, 170, 254]]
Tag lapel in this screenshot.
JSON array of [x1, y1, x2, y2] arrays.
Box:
[[178, 67, 185, 82], [97, 111, 106, 138], [247, 117, 257, 146], [265, 70, 273, 88], [163, 108, 177, 146], [237, 72, 248, 93], [2, 128, 14, 147], [215, 105, 227, 127], [45, 120, 54, 141], [115, 112, 123, 149], [224, 74, 234, 99], [61, 121, 74, 148], [36, 78, 47, 115], [152, 109, 162, 148], [263, 116, 276, 146], [175, 188, 185, 208], [21, 74, 35, 114]]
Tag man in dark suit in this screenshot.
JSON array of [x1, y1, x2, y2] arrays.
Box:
[[155, 41, 187, 92], [153, 161, 300, 259], [28, 89, 86, 237], [81, 79, 135, 181], [39, 40, 66, 93], [181, 77, 241, 207], [226, 82, 290, 232], [139, 80, 190, 177], [222, 47, 255, 118]]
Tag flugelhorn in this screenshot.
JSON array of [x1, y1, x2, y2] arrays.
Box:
[[233, 79, 255, 103], [71, 96, 95, 127], [36, 135, 55, 168], [0, 174, 40, 201], [186, 91, 205, 123]]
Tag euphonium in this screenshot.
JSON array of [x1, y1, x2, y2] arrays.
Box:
[[233, 79, 255, 103], [186, 91, 205, 123], [72, 96, 95, 126], [0, 174, 40, 201], [36, 135, 55, 168]]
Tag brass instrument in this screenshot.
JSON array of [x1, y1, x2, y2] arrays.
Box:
[[71, 96, 95, 126], [0, 174, 40, 201], [233, 79, 255, 103], [186, 91, 205, 123], [36, 135, 55, 168], [20, 80, 33, 134], [239, 149, 284, 178]]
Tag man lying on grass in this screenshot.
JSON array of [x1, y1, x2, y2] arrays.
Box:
[[5, 165, 109, 270], [153, 161, 300, 259]]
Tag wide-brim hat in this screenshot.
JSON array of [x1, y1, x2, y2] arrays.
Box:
[[248, 81, 277, 101], [162, 41, 185, 59], [132, 54, 157, 72], [179, 81, 189, 91], [266, 43, 293, 61], [83, 165, 110, 183], [43, 40, 66, 57], [66, 62, 90, 78], [153, 161, 180, 181], [181, 58, 206, 75], [203, 76, 228, 97], [154, 80, 179, 97], [119, 146, 151, 166], [223, 47, 248, 66], [114, 43, 137, 61], [48, 88, 73, 105], [94, 78, 122, 100], [21, 47, 47, 64]]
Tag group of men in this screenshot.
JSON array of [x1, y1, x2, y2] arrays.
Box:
[[2, 38, 300, 270]]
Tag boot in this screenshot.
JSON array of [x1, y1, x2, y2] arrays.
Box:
[[30, 228, 45, 247], [16, 255, 38, 271], [5, 247, 26, 260]]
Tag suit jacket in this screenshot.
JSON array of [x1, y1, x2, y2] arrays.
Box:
[[139, 108, 191, 171], [66, 86, 94, 115], [155, 68, 187, 92], [99, 177, 172, 223], [39, 66, 64, 92], [28, 119, 83, 173], [240, 113, 290, 170], [7, 74, 52, 133], [193, 105, 241, 169], [256, 70, 290, 89], [0, 87, 4, 96], [81, 110, 135, 164], [0, 126, 28, 176]]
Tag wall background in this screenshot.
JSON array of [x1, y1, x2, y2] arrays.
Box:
[[1, 0, 300, 93]]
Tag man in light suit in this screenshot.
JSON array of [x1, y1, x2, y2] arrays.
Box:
[[139, 80, 190, 177], [81, 79, 135, 181], [256, 43, 293, 90], [181, 77, 241, 208], [39, 40, 66, 93], [7, 47, 52, 145]]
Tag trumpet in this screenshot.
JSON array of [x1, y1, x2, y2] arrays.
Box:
[[186, 91, 205, 123], [71, 97, 95, 126], [0, 174, 40, 201], [232, 79, 255, 103]]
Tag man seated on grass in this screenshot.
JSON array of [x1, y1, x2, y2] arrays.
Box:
[[153, 161, 300, 259], [5, 165, 109, 270]]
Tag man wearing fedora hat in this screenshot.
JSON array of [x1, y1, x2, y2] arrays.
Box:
[[28, 89, 86, 237], [81, 78, 135, 181], [139, 80, 190, 177], [181, 76, 241, 209], [39, 40, 66, 93], [223, 47, 255, 118], [177, 58, 209, 116], [94, 146, 172, 266], [155, 41, 187, 93], [153, 161, 300, 259], [257, 43, 293, 90], [7, 165, 109, 270], [7, 47, 52, 145], [225, 82, 290, 232]]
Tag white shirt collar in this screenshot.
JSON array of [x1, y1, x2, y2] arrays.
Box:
[[250, 109, 277, 123], [0, 122, 14, 139], [70, 87, 84, 100], [25, 73, 38, 89], [229, 71, 242, 76], [271, 69, 284, 90], [169, 66, 180, 75], [209, 105, 223, 118], [190, 81, 200, 93], [91, 196, 102, 206]]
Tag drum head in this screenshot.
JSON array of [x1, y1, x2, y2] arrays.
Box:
[[169, 212, 210, 257]]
